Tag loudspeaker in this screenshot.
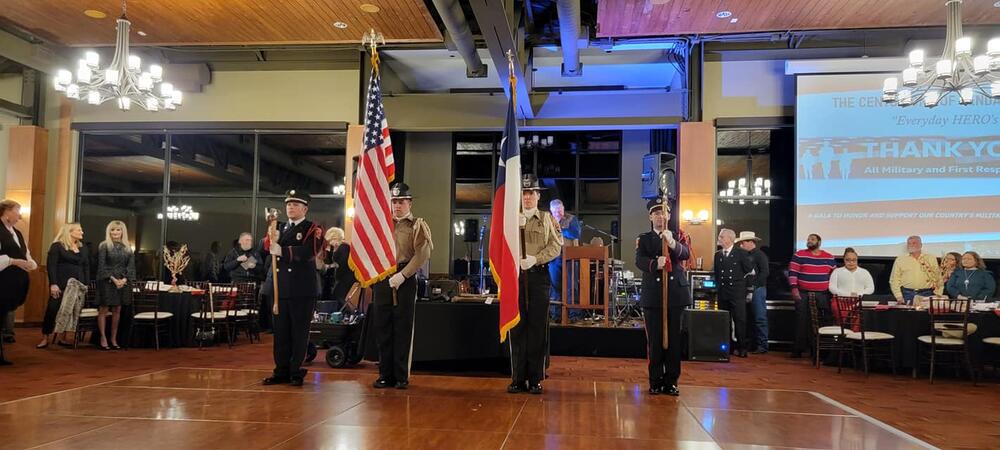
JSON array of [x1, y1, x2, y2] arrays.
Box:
[[685, 308, 731, 362], [641, 152, 677, 200], [463, 219, 479, 243]]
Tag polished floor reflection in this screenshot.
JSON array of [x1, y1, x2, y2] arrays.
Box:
[[0, 368, 933, 450]]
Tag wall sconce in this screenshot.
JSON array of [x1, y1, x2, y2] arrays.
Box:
[[453, 220, 466, 236], [682, 209, 709, 225], [346, 207, 355, 218]]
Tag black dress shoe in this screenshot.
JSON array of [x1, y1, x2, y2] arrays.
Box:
[[662, 385, 680, 396], [737, 349, 748, 358], [373, 378, 394, 389], [289, 378, 304, 387], [2, 336, 14, 344], [0, 359, 12, 366], [262, 376, 290, 385], [395, 381, 409, 390], [507, 382, 526, 394], [751, 348, 768, 354], [528, 383, 543, 395], [648, 386, 661, 395]]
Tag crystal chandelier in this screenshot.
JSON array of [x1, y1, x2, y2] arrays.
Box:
[[52, 1, 182, 111], [719, 152, 773, 206], [157, 205, 200, 221], [882, 0, 1000, 107]]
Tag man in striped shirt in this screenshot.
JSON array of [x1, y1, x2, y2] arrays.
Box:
[[788, 234, 837, 358]]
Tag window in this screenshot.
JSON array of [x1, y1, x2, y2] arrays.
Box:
[[80, 134, 166, 194], [168, 134, 254, 195], [78, 196, 162, 281]]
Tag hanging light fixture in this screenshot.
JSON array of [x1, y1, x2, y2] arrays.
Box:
[[718, 133, 776, 206], [882, 0, 1000, 107], [52, 0, 182, 111]]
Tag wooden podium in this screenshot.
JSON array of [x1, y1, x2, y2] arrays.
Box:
[[560, 245, 609, 326]]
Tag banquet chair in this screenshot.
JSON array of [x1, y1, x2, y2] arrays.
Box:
[[835, 296, 896, 376], [983, 336, 1000, 376], [128, 281, 174, 350], [809, 292, 843, 368], [191, 283, 237, 348], [231, 282, 260, 343], [914, 297, 977, 384], [74, 281, 100, 349]]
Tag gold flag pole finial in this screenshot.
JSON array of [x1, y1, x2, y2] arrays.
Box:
[[506, 49, 516, 104], [362, 29, 386, 69]]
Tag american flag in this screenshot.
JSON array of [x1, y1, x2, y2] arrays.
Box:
[[490, 73, 522, 342], [349, 62, 397, 286]]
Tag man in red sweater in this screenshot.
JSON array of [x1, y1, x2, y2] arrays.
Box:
[[788, 234, 837, 358]]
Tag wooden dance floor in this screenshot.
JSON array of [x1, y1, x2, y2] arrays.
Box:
[[0, 367, 932, 449]]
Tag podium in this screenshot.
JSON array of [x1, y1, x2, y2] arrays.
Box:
[[561, 245, 609, 326]]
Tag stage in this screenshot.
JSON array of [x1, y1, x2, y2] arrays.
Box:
[[0, 367, 932, 449]]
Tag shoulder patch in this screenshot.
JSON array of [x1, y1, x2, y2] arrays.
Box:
[[635, 238, 640, 249]]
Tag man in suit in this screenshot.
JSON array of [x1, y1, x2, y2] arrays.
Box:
[[635, 198, 690, 396], [714, 228, 754, 358], [262, 189, 322, 387]]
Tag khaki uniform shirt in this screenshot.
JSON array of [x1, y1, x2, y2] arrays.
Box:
[[521, 209, 563, 265], [394, 214, 433, 278]]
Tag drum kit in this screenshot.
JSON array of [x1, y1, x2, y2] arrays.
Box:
[[609, 259, 643, 325]]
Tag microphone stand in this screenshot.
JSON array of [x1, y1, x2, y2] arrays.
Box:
[[478, 217, 486, 294], [581, 221, 618, 261]]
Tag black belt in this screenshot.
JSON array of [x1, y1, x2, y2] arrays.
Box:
[[526, 263, 548, 273]]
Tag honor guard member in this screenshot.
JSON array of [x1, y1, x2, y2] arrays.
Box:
[[714, 228, 754, 358], [635, 198, 690, 396], [373, 182, 433, 390], [508, 174, 563, 395], [262, 190, 322, 387]]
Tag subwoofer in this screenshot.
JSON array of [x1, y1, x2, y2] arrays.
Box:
[[685, 308, 731, 362]]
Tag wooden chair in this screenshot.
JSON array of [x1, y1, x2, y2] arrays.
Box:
[[128, 281, 173, 350], [73, 281, 100, 349], [232, 282, 260, 343], [914, 297, 977, 384], [561, 245, 609, 326], [835, 296, 896, 376], [808, 292, 843, 368], [191, 283, 237, 348]]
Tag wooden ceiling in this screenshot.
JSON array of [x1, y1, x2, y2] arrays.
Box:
[[0, 0, 442, 46], [597, 0, 1000, 38]]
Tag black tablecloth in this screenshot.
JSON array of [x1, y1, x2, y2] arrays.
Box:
[[363, 301, 506, 363], [95, 292, 203, 348], [862, 309, 1000, 369]]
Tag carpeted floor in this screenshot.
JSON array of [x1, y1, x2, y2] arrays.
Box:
[[2, 327, 998, 449]]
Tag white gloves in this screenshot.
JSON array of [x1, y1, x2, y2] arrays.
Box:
[[519, 214, 527, 227], [520, 255, 537, 271], [656, 256, 667, 270], [389, 273, 405, 289], [269, 242, 281, 256], [660, 230, 676, 249]]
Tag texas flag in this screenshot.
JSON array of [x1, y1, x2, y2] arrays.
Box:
[[490, 72, 522, 342]]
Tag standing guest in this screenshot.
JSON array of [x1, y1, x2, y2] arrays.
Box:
[[372, 183, 434, 390], [223, 233, 262, 283], [788, 233, 837, 358], [829, 248, 875, 298], [96, 220, 135, 351], [737, 231, 770, 354], [319, 227, 356, 311], [946, 251, 996, 300], [38, 223, 90, 349], [940, 252, 961, 290], [506, 175, 561, 394], [714, 228, 753, 357], [889, 235, 943, 305], [547, 199, 580, 305], [262, 190, 322, 387], [635, 198, 690, 395], [200, 241, 221, 282], [0, 199, 38, 364]]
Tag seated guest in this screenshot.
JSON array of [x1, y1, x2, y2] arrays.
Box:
[[946, 251, 996, 300], [39, 223, 90, 349], [940, 252, 961, 289], [889, 235, 942, 304], [319, 227, 356, 311], [829, 247, 874, 297], [223, 232, 262, 284]]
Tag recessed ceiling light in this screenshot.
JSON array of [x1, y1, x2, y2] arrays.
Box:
[[716, 10, 732, 19], [83, 9, 107, 19], [333, 21, 348, 29], [359, 3, 381, 13], [730, 17, 738, 23], [137, 30, 147, 36]]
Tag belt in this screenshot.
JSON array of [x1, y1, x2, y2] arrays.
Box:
[[396, 260, 410, 268], [526, 263, 548, 273]]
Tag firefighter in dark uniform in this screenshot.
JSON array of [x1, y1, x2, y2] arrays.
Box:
[[373, 182, 433, 390], [635, 198, 690, 396], [508, 174, 563, 395], [714, 228, 754, 358], [262, 190, 322, 387]]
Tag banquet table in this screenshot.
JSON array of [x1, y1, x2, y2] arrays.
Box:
[[861, 308, 1000, 369]]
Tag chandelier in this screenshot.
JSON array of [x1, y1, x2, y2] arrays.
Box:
[[52, 1, 182, 111], [719, 152, 774, 206], [882, 0, 1000, 107], [157, 205, 200, 221]]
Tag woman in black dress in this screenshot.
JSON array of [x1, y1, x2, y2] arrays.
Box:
[[97, 220, 135, 350], [319, 227, 357, 311], [37, 223, 90, 349]]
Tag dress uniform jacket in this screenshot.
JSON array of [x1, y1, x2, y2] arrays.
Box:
[[262, 220, 322, 299], [635, 231, 692, 309], [714, 247, 753, 294]]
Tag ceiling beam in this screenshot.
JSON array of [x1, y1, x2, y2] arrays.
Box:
[[467, 0, 535, 118]]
